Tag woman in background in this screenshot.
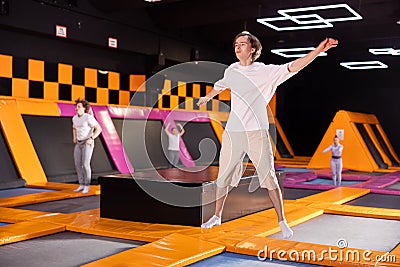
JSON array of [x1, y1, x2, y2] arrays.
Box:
[[322, 135, 344, 186]]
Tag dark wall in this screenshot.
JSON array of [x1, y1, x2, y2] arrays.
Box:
[[0, 0, 222, 74], [276, 56, 400, 157]]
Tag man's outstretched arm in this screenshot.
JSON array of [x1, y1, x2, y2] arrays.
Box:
[[289, 38, 338, 73], [197, 89, 222, 107]]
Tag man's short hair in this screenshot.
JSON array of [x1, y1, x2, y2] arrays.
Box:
[[233, 31, 263, 61]]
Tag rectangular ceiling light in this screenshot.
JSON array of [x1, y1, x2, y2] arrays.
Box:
[[271, 47, 327, 58], [257, 14, 333, 31], [257, 3, 362, 31], [369, 48, 400, 56], [340, 61, 388, 70]]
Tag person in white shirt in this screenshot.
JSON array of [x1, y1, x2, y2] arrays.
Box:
[[322, 135, 344, 186], [164, 122, 185, 168], [72, 99, 102, 194], [197, 31, 338, 239]]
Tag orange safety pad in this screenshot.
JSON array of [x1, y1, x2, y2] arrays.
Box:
[[230, 236, 400, 266], [0, 99, 47, 184], [0, 221, 65, 245], [0, 189, 98, 208], [82, 233, 225, 267], [391, 244, 400, 260], [301, 202, 400, 221], [274, 162, 310, 168], [298, 187, 370, 205], [224, 202, 322, 238], [29, 182, 100, 193], [180, 201, 322, 243], [66, 216, 194, 243], [0, 207, 51, 223], [75, 208, 100, 217], [16, 99, 61, 116]]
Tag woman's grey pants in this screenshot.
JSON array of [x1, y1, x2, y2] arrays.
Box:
[[330, 158, 342, 186], [74, 140, 94, 186]]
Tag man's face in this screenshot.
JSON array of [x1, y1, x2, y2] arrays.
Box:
[[76, 103, 85, 115], [234, 36, 255, 61]]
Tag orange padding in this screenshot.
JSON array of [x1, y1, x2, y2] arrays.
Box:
[[0, 99, 47, 184], [299, 202, 400, 220], [229, 236, 400, 267], [0, 207, 52, 223], [298, 187, 370, 205], [0, 184, 100, 208], [0, 221, 65, 245], [82, 233, 225, 267], [28, 212, 193, 243], [391, 244, 400, 261], [177, 201, 323, 243]]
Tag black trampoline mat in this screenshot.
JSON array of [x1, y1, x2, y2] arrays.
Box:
[[16, 196, 100, 213], [0, 231, 145, 267], [283, 188, 323, 200], [346, 193, 400, 209], [269, 214, 400, 252], [387, 182, 400, 190]]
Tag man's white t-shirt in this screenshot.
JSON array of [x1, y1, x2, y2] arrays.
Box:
[[72, 113, 99, 141], [214, 62, 297, 131], [167, 134, 180, 151]]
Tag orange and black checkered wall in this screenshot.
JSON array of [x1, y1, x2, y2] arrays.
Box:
[[0, 53, 231, 111], [158, 79, 231, 112], [0, 53, 146, 106]]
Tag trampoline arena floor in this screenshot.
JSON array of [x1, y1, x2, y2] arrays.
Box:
[[0, 168, 399, 266]]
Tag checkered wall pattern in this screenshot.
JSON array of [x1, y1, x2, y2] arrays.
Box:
[[158, 79, 231, 112], [0, 54, 146, 105]]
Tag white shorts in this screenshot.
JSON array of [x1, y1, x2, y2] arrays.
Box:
[[216, 130, 279, 190]]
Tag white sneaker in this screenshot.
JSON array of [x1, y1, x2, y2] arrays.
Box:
[[82, 186, 90, 194], [74, 185, 84, 192], [201, 215, 221, 229], [279, 220, 294, 239]]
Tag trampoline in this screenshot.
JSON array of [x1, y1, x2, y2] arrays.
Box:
[[177, 120, 221, 166], [22, 115, 118, 183], [302, 177, 364, 186], [190, 252, 320, 267], [0, 188, 55, 198], [113, 118, 170, 170], [387, 182, 400, 190], [268, 214, 400, 252], [0, 127, 26, 189], [347, 193, 400, 210], [283, 188, 323, 200], [15, 195, 100, 213], [0, 231, 145, 267]]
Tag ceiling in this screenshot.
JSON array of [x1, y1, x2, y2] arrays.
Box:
[[90, 0, 400, 67]]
